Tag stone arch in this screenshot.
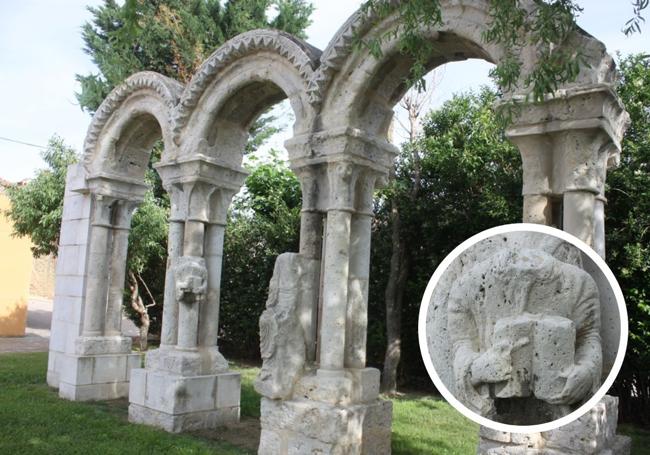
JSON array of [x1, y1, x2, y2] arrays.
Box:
[[169, 29, 321, 167], [313, 0, 628, 253], [83, 71, 183, 189], [316, 0, 616, 137], [47, 70, 184, 402]]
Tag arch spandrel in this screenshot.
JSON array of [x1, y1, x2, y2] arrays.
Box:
[[82, 71, 184, 200], [169, 29, 322, 167]]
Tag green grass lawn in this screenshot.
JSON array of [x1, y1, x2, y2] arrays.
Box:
[[0, 352, 647, 454]]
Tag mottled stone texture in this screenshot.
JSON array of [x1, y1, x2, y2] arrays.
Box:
[[259, 397, 392, 455], [478, 396, 631, 454], [427, 232, 625, 452], [48, 1, 630, 453]]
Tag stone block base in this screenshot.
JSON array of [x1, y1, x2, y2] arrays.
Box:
[[259, 397, 392, 454], [128, 368, 240, 433], [478, 396, 630, 455], [48, 350, 141, 401]]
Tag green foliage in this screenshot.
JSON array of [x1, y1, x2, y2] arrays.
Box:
[[359, 1, 645, 103], [77, 0, 313, 154], [4, 137, 78, 258], [606, 53, 650, 423], [219, 154, 301, 357], [368, 88, 523, 379], [77, 0, 313, 113]]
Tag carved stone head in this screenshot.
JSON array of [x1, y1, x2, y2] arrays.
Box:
[[174, 256, 208, 305]]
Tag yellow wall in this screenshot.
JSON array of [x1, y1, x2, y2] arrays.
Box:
[[0, 192, 33, 336]]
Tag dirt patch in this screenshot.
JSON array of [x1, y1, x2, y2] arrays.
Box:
[[192, 417, 261, 452]]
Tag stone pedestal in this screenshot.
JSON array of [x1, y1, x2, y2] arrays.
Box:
[[260, 397, 392, 454], [51, 335, 141, 401], [478, 396, 631, 455], [56, 353, 141, 401], [128, 347, 240, 433], [259, 368, 392, 454]]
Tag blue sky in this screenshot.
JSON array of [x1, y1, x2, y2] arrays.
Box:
[[0, 1, 646, 182]]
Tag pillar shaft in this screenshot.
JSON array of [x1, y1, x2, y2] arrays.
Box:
[[594, 196, 606, 259], [523, 194, 553, 225], [160, 220, 185, 347], [345, 212, 372, 368], [184, 220, 205, 257], [319, 209, 352, 371], [105, 224, 131, 335], [563, 190, 596, 246], [200, 223, 225, 347], [82, 197, 114, 336], [300, 210, 323, 259]]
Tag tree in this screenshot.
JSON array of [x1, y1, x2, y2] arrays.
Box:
[[381, 76, 434, 393], [219, 153, 302, 357], [4, 137, 78, 258], [370, 87, 523, 390], [605, 53, 650, 424], [76, 0, 314, 149], [77, 0, 313, 112]]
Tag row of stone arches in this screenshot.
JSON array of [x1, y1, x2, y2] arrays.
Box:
[[48, 1, 629, 453]]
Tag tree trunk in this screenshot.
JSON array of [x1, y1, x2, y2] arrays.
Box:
[[381, 202, 406, 394], [128, 271, 153, 351], [381, 89, 425, 394]]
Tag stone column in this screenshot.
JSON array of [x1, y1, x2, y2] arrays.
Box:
[[160, 184, 186, 347], [199, 188, 234, 348], [177, 182, 214, 350], [319, 162, 355, 374], [482, 86, 631, 455], [105, 200, 136, 336], [594, 194, 607, 259], [563, 190, 597, 245], [82, 195, 115, 336], [506, 134, 554, 226], [556, 129, 611, 246], [294, 166, 323, 363], [345, 171, 377, 369]]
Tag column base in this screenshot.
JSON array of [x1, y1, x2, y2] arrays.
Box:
[[49, 350, 141, 401], [128, 368, 240, 433], [259, 397, 392, 454], [478, 396, 631, 455]]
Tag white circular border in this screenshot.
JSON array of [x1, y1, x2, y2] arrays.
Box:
[[417, 223, 629, 434]]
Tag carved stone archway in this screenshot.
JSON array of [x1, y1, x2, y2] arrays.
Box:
[[49, 1, 629, 453]]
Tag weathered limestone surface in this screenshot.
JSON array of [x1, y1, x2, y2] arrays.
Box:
[[47, 163, 142, 401], [49, 1, 630, 452], [478, 396, 631, 454], [426, 232, 625, 451]]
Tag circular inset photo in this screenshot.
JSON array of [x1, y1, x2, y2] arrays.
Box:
[[418, 224, 628, 433]]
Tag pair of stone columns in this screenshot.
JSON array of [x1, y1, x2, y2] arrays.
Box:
[[47, 166, 143, 401], [257, 131, 396, 454], [478, 87, 631, 454], [128, 158, 247, 432]]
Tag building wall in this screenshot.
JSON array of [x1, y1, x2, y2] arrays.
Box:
[[30, 254, 56, 300], [0, 191, 33, 336]]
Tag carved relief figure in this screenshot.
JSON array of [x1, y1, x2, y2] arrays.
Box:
[[174, 256, 208, 305], [448, 245, 602, 424], [255, 253, 307, 400]]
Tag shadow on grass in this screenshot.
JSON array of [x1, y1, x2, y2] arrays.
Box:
[[3, 353, 648, 455]]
